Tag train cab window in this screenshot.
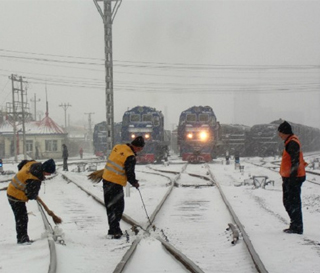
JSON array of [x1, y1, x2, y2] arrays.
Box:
[[130, 114, 140, 122], [142, 114, 152, 122], [199, 114, 209, 122], [99, 125, 106, 131], [154, 116, 160, 126], [186, 114, 196, 122]]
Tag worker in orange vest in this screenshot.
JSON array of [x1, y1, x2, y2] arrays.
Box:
[[278, 121, 306, 235]]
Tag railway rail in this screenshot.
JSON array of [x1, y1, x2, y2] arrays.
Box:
[[2, 157, 320, 272], [55, 160, 267, 273]]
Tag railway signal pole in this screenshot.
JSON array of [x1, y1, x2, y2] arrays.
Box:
[[92, 0, 122, 154]]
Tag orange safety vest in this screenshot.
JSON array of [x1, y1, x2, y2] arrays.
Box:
[[7, 161, 39, 202], [102, 144, 134, 187], [280, 135, 306, 178]]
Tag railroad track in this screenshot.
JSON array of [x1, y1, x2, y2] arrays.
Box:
[[2, 158, 320, 272], [28, 162, 262, 272]]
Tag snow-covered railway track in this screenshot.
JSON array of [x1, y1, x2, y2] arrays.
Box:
[[43, 166, 202, 272], [208, 158, 320, 273], [61, 168, 205, 273], [243, 158, 320, 186], [43, 173, 134, 273], [151, 163, 262, 273]]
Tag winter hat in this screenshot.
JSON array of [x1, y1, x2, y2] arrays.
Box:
[[278, 121, 293, 135], [42, 159, 56, 174], [131, 136, 145, 147]]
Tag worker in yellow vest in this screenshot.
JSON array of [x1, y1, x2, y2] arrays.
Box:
[[102, 136, 145, 239], [7, 159, 56, 244], [278, 121, 306, 235]]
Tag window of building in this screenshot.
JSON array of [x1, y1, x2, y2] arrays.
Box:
[[26, 140, 33, 152], [45, 140, 58, 152]]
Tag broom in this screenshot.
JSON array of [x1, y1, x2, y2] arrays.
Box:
[[87, 169, 104, 183], [37, 196, 62, 225]]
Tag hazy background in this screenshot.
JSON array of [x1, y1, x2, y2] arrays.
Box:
[[1, 0, 320, 130]]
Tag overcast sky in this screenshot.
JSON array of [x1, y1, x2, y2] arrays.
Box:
[[1, 0, 320, 130]]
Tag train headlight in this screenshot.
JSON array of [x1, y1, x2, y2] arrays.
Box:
[[187, 133, 193, 139], [131, 134, 136, 139], [144, 133, 150, 139], [199, 131, 208, 141]]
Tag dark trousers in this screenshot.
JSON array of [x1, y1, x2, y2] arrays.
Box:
[[282, 177, 304, 232], [63, 158, 68, 171], [103, 180, 124, 235], [8, 198, 29, 243]]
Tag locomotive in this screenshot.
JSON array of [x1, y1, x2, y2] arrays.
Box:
[[121, 106, 169, 164], [93, 121, 122, 158], [177, 106, 220, 162]]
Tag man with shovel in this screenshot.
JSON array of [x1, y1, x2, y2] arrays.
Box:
[[7, 159, 60, 244]]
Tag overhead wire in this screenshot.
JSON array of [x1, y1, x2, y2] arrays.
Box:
[[0, 48, 320, 94]]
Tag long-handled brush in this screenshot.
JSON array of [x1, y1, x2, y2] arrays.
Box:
[[37, 196, 62, 225], [87, 169, 104, 183]]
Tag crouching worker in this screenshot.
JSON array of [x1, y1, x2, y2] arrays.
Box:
[[7, 159, 56, 244], [103, 136, 145, 239]]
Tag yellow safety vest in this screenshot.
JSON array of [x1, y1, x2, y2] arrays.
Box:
[[102, 144, 134, 187], [7, 161, 39, 202]]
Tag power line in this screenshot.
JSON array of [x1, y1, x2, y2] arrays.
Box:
[[1, 49, 320, 71]]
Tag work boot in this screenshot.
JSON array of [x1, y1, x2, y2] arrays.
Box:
[[112, 234, 122, 239], [283, 228, 303, 235], [18, 239, 34, 245]]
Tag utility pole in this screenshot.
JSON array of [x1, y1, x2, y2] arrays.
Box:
[[30, 93, 40, 121], [10, 75, 17, 162], [9, 74, 28, 161], [59, 103, 71, 129], [19, 76, 27, 160], [85, 112, 95, 153], [92, 0, 122, 154]]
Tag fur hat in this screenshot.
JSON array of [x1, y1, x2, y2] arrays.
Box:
[[131, 136, 145, 147], [42, 159, 56, 174], [278, 121, 293, 135]]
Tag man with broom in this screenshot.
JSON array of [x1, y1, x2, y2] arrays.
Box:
[[88, 136, 145, 239], [7, 158, 61, 244]]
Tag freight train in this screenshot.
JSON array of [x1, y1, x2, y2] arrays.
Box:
[[121, 106, 170, 164], [244, 122, 281, 157], [220, 119, 320, 158], [177, 106, 220, 162], [218, 124, 250, 157]]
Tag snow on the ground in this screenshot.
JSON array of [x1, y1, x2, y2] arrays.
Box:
[[1, 154, 320, 273]]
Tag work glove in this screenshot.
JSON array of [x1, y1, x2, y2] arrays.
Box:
[[132, 181, 140, 189]]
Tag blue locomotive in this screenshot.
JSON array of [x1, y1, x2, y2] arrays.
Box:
[[121, 106, 169, 164], [177, 106, 220, 162], [93, 121, 122, 158]]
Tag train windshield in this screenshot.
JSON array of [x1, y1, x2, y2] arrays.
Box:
[[142, 114, 152, 122], [130, 114, 140, 122], [186, 114, 196, 122], [199, 114, 209, 122]]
